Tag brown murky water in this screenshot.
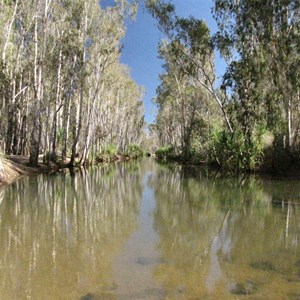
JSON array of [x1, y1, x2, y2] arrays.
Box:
[[0, 159, 300, 299]]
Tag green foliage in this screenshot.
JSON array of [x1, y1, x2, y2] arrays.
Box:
[[125, 144, 144, 159], [0, 0, 145, 166], [3, 0, 15, 5], [148, 0, 300, 174], [212, 0, 300, 172], [155, 146, 175, 160], [95, 144, 118, 163], [208, 126, 264, 173], [104, 144, 118, 155], [146, 0, 176, 34]]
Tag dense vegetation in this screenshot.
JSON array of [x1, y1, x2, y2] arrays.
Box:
[[0, 0, 145, 167], [147, 0, 300, 173], [1, 0, 299, 174]]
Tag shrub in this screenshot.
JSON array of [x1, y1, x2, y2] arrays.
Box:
[[125, 144, 144, 159], [155, 146, 175, 160], [95, 144, 118, 163], [207, 126, 264, 173]]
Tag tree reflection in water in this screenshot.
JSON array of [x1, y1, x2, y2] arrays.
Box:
[[0, 160, 300, 299], [0, 162, 143, 299], [149, 163, 300, 299]]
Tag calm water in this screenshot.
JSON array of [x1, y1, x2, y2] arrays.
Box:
[[0, 159, 300, 299]]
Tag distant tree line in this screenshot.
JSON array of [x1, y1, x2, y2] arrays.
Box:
[[0, 0, 145, 166], [147, 0, 300, 173]]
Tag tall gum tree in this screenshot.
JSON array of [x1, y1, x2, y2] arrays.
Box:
[[146, 0, 234, 133], [213, 0, 300, 152], [154, 40, 215, 159], [0, 0, 144, 166]]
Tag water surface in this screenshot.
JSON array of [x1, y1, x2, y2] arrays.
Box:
[[0, 159, 300, 299]]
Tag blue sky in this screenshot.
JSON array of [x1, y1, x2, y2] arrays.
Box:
[[102, 0, 226, 124]]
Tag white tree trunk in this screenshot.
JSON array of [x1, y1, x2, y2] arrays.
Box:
[[0, 158, 4, 182]]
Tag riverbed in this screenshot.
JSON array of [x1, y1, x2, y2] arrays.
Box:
[[0, 159, 299, 299]]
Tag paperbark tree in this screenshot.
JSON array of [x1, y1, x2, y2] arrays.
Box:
[[0, 0, 145, 166]]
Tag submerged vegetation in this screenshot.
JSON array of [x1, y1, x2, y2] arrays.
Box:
[[147, 0, 300, 174]]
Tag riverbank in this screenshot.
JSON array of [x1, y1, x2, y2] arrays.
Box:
[[0, 155, 57, 186], [2, 152, 298, 188], [155, 154, 300, 178], [0, 154, 139, 187]]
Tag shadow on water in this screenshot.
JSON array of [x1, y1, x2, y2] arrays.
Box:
[[0, 159, 299, 299]]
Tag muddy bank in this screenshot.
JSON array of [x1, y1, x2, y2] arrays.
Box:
[[0, 155, 57, 186], [0, 154, 141, 187]]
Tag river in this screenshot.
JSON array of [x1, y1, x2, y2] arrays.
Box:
[[0, 159, 299, 299]]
